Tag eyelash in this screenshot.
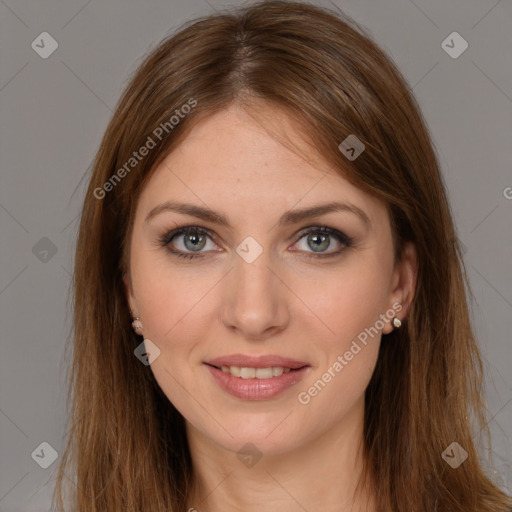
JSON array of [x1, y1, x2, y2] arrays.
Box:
[[158, 225, 353, 261]]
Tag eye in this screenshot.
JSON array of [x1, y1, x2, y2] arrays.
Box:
[[159, 226, 219, 260], [292, 226, 353, 259]]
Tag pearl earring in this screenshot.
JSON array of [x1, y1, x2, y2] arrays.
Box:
[[392, 317, 402, 329], [131, 317, 143, 333]]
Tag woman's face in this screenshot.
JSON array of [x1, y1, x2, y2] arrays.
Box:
[[125, 102, 416, 456]]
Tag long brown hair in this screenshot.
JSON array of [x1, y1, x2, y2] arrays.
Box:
[[53, 1, 512, 511]]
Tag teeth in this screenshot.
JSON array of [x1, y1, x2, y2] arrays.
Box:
[[272, 367, 283, 377], [255, 367, 273, 379], [229, 366, 240, 377], [219, 365, 294, 379], [240, 367, 256, 379]]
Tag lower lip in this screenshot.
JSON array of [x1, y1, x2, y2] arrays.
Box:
[[205, 364, 309, 400]]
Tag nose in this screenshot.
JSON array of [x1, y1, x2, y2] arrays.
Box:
[[218, 250, 290, 341]]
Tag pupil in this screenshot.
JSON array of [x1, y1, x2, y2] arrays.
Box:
[[185, 233, 205, 251], [309, 233, 329, 252]]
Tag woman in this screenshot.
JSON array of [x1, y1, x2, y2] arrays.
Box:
[[53, 1, 512, 511]]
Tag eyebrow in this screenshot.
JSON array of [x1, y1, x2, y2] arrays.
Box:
[[145, 200, 371, 229]]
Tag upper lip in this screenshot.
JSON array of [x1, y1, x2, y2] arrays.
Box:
[[204, 354, 309, 369]]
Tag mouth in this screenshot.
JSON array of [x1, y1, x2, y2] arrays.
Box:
[[203, 355, 311, 400], [205, 363, 307, 380]]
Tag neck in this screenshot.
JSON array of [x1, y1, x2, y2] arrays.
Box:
[[185, 396, 376, 512]]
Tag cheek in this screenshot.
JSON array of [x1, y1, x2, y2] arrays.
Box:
[[292, 258, 389, 403], [130, 248, 217, 342], [296, 257, 391, 344], [295, 277, 383, 429]]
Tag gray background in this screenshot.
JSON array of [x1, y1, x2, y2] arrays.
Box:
[[0, 0, 511, 510]]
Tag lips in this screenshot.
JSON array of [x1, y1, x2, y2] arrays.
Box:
[[203, 353, 310, 400]]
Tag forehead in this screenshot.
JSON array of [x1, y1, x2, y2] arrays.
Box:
[[166, 103, 328, 180], [137, 103, 386, 229]]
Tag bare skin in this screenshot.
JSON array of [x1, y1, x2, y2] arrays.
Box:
[[125, 102, 417, 512]]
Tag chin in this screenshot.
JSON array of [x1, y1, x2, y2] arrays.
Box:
[[189, 412, 306, 458], [217, 431, 301, 459]]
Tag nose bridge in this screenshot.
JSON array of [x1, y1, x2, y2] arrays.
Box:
[[219, 247, 289, 338], [235, 250, 276, 299]]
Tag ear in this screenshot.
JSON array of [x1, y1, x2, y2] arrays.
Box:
[[123, 270, 139, 318], [382, 242, 418, 334]]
